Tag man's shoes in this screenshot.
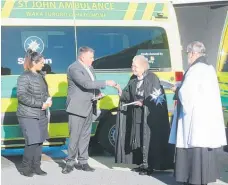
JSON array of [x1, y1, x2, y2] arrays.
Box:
[[75, 163, 95, 172], [62, 164, 74, 174]]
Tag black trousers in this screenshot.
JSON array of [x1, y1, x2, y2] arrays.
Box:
[[22, 143, 43, 168]]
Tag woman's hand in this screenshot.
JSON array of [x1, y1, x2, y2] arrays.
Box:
[[171, 82, 182, 92], [171, 86, 177, 92], [135, 100, 143, 107], [47, 100, 52, 108], [42, 103, 49, 110], [42, 100, 52, 110]]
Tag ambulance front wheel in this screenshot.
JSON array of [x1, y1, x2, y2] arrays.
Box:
[[97, 114, 116, 155]]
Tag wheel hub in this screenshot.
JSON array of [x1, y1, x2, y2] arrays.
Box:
[[108, 125, 116, 147]]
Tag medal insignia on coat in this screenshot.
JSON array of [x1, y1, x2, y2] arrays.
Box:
[[150, 88, 165, 105]]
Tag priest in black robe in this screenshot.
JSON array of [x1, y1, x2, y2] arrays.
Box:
[[115, 55, 174, 175]]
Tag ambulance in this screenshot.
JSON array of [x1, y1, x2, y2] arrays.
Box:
[[1, 0, 183, 153]]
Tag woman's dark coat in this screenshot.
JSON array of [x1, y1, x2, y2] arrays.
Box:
[[115, 72, 174, 170], [16, 70, 50, 144], [17, 71, 49, 118]]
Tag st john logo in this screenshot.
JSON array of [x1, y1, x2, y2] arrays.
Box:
[[24, 36, 44, 53]]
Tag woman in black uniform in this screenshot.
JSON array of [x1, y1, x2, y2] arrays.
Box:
[[17, 49, 52, 177], [115, 55, 174, 175]]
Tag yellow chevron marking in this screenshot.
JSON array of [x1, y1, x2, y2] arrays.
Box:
[[98, 95, 119, 110], [124, 2, 138, 20], [1, 98, 17, 113], [1, 95, 120, 113], [142, 3, 155, 20], [162, 3, 169, 18], [48, 122, 69, 138], [45, 74, 68, 97], [1, 0, 15, 18]]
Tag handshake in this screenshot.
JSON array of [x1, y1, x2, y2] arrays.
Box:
[[105, 80, 122, 96]]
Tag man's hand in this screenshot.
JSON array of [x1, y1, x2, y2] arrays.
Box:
[[106, 80, 117, 87], [114, 84, 122, 96], [135, 100, 143, 107]]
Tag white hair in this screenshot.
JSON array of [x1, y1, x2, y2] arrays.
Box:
[[132, 55, 150, 70], [187, 41, 206, 56]]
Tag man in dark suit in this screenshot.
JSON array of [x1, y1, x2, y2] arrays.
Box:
[[62, 46, 116, 174]]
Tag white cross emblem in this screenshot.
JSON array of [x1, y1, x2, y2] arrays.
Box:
[[150, 88, 165, 105]]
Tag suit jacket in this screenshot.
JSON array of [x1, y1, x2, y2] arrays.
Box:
[[66, 61, 106, 117]]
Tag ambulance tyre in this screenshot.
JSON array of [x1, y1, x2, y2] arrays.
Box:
[[97, 114, 116, 155]]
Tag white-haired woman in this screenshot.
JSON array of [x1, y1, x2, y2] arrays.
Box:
[[169, 41, 227, 185], [115, 55, 174, 175]]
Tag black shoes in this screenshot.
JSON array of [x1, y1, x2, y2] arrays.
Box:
[[131, 164, 154, 176], [33, 166, 47, 176], [62, 164, 74, 174], [75, 163, 95, 172], [139, 168, 154, 175], [62, 162, 95, 174], [20, 161, 47, 177], [62, 163, 95, 174], [19, 162, 34, 177], [20, 168, 34, 177], [131, 163, 147, 172]]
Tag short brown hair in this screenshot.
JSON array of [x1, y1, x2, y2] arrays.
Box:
[[78, 46, 94, 57], [24, 49, 43, 70]]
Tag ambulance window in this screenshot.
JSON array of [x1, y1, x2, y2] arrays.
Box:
[[1, 26, 76, 75], [76, 27, 171, 70]]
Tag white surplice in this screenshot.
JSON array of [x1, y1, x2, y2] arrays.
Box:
[[169, 62, 227, 148]]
